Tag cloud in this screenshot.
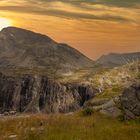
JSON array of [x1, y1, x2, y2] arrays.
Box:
[[1, 0, 139, 23], [0, 6, 131, 23], [29, 0, 140, 8], [0, 0, 140, 59]]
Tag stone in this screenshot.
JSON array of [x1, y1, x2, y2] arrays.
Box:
[[120, 82, 140, 120], [100, 107, 122, 117], [9, 111, 16, 115], [9, 134, 17, 139], [101, 99, 116, 109], [4, 112, 9, 116], [0, 73, 98, 113], [84, 98, 109, 107]]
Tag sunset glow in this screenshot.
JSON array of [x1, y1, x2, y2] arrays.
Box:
[[0, 0, 140, 59], [0, 18, 12, 30]]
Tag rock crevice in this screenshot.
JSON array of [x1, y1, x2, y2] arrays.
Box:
[[0, 73, 97, 113]]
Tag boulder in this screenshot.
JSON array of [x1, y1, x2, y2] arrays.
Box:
[[120, 82, 140, 120], [4, 112, 9, 116], [100, 107, 122, 117], [9, 111, 16, 115], [84, 98, 109, 107]]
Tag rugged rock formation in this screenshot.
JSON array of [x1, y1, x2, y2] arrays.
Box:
[[120, 83, 140, 120], [83, 82, 140, 119], [0, 73, 98, 113], [84, 97, 122, 117]]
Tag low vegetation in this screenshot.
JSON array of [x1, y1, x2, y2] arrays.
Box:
[[95, 85, 123, 99], [81, 108, 94, 116], [0, 113, 140, 140]]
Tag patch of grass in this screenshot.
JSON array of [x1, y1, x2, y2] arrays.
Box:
[[95, 86, 123, 99], [81, 108, 94, 116], [0, 113, 140, 140]]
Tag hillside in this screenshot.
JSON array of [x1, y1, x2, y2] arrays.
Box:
[[96, 52, 140, 67], [0, 27, 93, 73], [59, 61, 140, 98]]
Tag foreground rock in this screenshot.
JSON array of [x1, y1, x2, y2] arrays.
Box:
[[120, 83, 140, 120], [84, 97, 122, 117], [0, 73, 98, 113]]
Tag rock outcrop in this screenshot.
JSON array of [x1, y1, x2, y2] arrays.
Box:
[[84, 97, 122, 117], [84, 82, 140, 119], [0, 73, 97, 113], [120, 83, 140, 120]]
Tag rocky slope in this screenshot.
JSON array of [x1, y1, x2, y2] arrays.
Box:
[[0, 27, 93, 72], [0, 73, 98, 113], [96, 52, 140, 67], [84, 81, 140, 120], [70, 61, 140, 119], [59, 61, 140, 90]]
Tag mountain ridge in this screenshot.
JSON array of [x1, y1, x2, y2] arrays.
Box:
[[0, 26, 93, 72], [96, 52, 140, 67]]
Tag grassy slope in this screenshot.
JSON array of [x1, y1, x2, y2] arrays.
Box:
[[0, 113, 140, 140]]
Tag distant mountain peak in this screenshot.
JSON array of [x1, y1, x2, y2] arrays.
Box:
[[96, 52, 140, 68]]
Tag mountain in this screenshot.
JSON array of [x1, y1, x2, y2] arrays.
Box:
[[96, 52, 140, 67], [0, 27, 93, 73], [0, 27, 97, 113]]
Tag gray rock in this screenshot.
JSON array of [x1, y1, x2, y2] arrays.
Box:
[[89, 98, 123, 117], [0, 73, 98, 113], [123, 109, 136, 120], [9, 111, 16, 115], [102, 99, 116, 109], [120, 82, 140, 120], [4, 112, 9, 116], [9, 134, 17, 139], [84, 98, 109, 107], [100, 107, 122, 117]]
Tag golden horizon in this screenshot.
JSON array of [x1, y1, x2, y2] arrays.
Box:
[[0, 0, 140, 59]]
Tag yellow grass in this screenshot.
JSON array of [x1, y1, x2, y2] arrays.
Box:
[[0, 112, 140, 140]]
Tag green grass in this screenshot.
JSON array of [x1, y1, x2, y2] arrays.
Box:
[[95, 86, 123, 99], [0, 113, 140, 140]]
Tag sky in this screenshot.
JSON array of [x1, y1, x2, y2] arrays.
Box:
[[0, 0, 140, 60]]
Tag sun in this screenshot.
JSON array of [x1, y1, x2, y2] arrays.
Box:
[[0, 18, 12, 30]]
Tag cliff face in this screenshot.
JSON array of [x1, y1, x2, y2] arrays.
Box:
[[0, 73, 97, 113]]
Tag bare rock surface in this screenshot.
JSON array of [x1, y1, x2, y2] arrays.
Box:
[[0, 73, 97, 113], [120, 82, 140, 120]]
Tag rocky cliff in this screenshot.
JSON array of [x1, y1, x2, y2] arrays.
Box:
[[0, 73, 98, 113]]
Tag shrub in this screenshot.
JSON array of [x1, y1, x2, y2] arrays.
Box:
[[81, 108, 94, 116]]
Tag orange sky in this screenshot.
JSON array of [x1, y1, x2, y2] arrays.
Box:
[[0, 0, 140, 60]]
